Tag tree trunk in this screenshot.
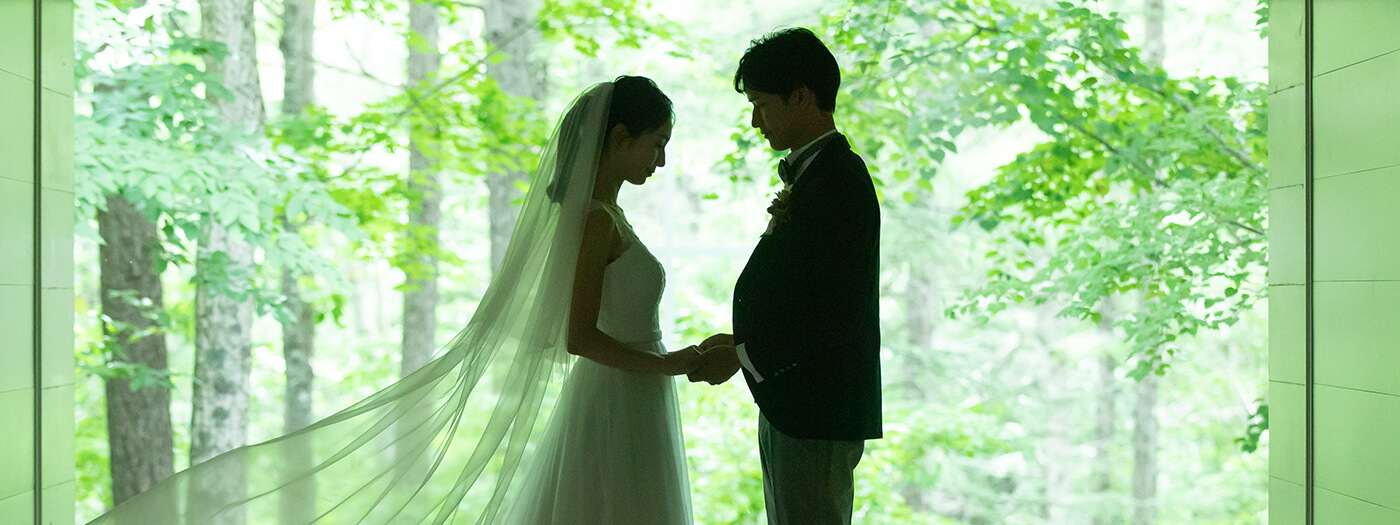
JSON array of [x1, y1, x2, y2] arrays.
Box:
[[1093, 303, 1118, 525], [349, 260, 375, 336], [905, 261, 935, 351], [279, 0, 315, 120], [401, 0, 442, 376], [1133, 4, 1165, 525], [193, 0, 263, 520], [1093, 353, 1118, 525], [99, 196, 175, 504], [190, 227, 254, 525], [194, 0, 262, 466], [277, 240, 316, 433], [278, 0, 317, 435], [1143, 0, 1166, 66], [1044, 357, 1072, 523], [277, 3, 318, 520], [1132, 373, 1159, 525], [484, 0, 546, 274], [899, 259, 934, 512]]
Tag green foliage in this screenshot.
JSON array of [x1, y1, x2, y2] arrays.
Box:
[[808, 0, 1268, 377], [680, 381, 767, 524], [73, 1, 359, 510], [709, 2, 1271, 519], [308, 0, 693, 284], [540, 0, 688, 57], [75, 0, 359, 300], [1254, 0, 1269, 39], [74, 297, 115, 514], [1236, 401, 1268, 453]]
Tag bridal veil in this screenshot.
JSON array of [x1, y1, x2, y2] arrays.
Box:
[[88, 82, 614, 524]]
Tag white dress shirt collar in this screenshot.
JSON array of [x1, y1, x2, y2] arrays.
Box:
[[782, 129, 840, 185]]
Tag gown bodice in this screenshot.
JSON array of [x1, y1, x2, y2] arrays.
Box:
[[592, 200, 666, 349]]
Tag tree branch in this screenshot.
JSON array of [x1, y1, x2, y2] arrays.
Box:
[[1223, 219, 1265, 237], [1158, 91, 1264, 173], [316, 57, 401, 89], [341, 41, 392, 87], [1062, 41, 1264, 174], [1053, 113, 1265, 240], [1053, 113, 1167, 189]]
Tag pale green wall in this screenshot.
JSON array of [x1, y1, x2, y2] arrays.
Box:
[[1267, 1, 1306, 522], [0, 0, 75, 523], [1269, 0, 1400, 523]]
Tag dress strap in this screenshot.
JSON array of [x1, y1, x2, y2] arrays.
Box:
[[588, 200, 633, 239]]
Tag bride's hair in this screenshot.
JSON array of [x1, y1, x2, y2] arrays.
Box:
[[605, 75, 674, 141], [548, 77, 671, 202]]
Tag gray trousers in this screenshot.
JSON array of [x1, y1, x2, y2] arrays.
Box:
[[757, 413, 866, 525]]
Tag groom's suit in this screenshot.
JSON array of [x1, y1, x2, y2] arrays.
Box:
[[734, 133, 882, 442], [733, 132, 880, 524]]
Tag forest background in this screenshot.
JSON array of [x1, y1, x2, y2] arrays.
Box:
[[71, 0, 1271, 522]]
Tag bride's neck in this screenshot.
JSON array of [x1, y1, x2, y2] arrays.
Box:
[[592, 176, 623, 205]]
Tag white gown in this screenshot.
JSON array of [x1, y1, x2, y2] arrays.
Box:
[[503, 201, 693, 524]]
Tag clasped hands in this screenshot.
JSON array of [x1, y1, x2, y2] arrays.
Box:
[[667, 333, 741, 385]]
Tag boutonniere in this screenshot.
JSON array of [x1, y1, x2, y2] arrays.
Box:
[[762, 187, 793, 237]]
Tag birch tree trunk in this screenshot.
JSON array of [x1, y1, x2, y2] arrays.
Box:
[[192, 0, 264, 520]]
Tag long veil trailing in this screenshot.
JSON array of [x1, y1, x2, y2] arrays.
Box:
[[89, 82, 615, 525]]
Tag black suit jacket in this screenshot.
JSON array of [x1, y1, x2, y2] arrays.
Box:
[[734, 134, 882, 441]]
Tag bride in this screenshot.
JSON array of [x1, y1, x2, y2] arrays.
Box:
[[88, 76, 699, 524]]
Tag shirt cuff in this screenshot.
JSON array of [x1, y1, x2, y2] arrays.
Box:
[[736, 343, 764, 383]]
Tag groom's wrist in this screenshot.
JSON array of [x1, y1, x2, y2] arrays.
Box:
[[736, 343, 764, 383]]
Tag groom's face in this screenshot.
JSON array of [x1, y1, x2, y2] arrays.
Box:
[[745, 90, 799, 151]]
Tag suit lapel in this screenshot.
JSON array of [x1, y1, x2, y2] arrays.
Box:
[[787, 134, 849, 201]]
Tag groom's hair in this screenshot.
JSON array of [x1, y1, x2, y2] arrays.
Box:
[[734, 28, 840, 112]]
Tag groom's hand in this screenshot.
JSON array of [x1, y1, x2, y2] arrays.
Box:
[[687, 344, 741, 385], [699, 333, 734, 351]]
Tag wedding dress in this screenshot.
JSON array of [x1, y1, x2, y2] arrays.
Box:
[[502, 200, 692, 524], [87, 82, 690, 524]]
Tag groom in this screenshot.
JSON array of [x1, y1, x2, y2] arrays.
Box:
[[690, 27, 882, 525]]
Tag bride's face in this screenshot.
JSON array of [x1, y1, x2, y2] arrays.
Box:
[[604, 121, 672, 187]]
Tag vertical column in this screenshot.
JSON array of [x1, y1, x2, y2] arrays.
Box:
[[0, 0, 36, 518], [0, 0, 38, 521], [38, 0, 77, 523], [0, 1, 74, 523], [1308, 0, 1400, 522], [1266, 0, 1307, 523]]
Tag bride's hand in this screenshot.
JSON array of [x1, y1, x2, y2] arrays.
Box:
[[664, 345, 703, 376]]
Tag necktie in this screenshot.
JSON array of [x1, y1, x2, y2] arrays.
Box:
[[778, 158, 795, 185], [777, 133, 838, 185]]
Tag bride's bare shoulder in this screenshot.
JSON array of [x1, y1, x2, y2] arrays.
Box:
[[581, 206, 625, 261]]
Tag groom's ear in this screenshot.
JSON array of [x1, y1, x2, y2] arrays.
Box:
[[785, 85, 815, 110]]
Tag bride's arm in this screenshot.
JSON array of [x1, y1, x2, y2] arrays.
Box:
[[567, 208, 699, 375]]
